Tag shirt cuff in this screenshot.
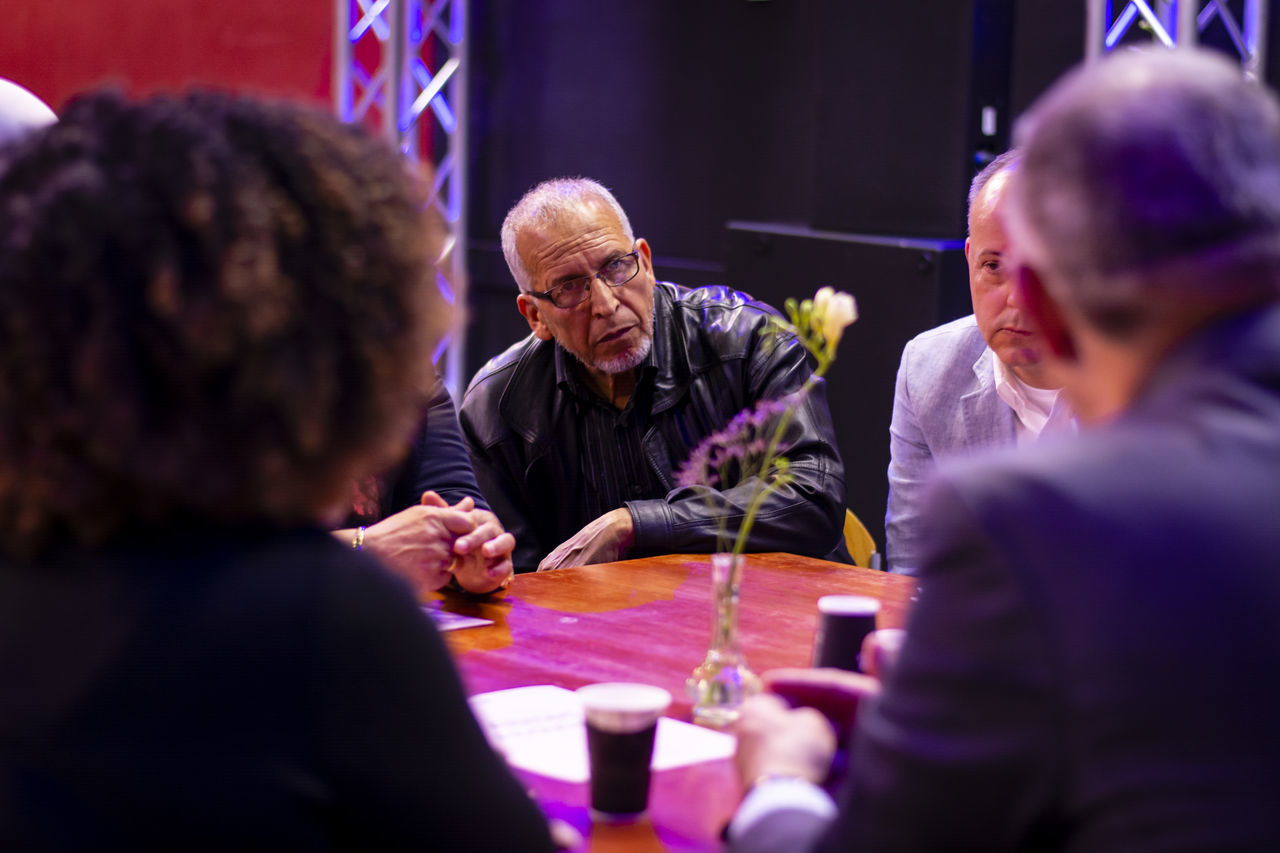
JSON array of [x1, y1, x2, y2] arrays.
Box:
[[727, 777, 837, 841]]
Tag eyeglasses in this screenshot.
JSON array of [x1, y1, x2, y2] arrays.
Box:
[[528, 249, 642, 309]]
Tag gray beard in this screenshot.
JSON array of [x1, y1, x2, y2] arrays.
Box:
[[591, 331, 653, 375], [567, 298, 658, 376]]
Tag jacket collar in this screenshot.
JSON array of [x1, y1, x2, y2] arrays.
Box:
[[498, 281, 689, 443], [647, 282, 693, 415], [961, 343, 1017, 445]]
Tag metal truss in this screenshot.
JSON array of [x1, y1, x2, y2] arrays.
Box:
[[333, 0, 470, 395], [1086, 0, 1268, 78]]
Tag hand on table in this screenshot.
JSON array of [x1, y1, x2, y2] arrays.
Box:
[[536, 507, 634, 571], [338, 492, 514, 595], [419, 491, 514, 594], [349, 503, 466, 592]]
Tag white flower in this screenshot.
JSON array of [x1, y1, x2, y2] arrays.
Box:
[[811, 287, 857, 355]]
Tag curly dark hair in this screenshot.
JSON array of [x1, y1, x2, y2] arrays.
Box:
[[0, 90, 443, 555]]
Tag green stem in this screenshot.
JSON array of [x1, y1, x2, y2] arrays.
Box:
[[732, 352, 831, 556]]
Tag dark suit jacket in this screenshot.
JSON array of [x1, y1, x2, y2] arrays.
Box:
[[736, 303, 1280, 852], [0, 526, 553, 850]]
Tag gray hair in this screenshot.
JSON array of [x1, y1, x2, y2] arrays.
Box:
[[499, 177, 634, 291], [967, 149, 1020, 234], [1004, 47, 1280, 334]]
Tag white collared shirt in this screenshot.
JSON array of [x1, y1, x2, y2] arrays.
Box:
[[993, 356, 1076, 444]]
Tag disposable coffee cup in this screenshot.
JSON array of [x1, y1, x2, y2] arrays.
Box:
[[576, 682, 672, 822], [812, 595, 881, 672]]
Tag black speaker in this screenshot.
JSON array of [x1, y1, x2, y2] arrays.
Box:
[[725, 222, 968, 552], [1010, 1, 1085, 118], [809, 0, 1016, 238]]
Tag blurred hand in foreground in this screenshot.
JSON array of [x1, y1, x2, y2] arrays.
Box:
[[734, 628, 906, 792], [758, 667, 881, 748], [862, 627, 906, 680], [734, 692, 840, 791]]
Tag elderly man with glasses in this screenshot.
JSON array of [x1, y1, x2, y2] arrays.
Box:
[[459, 177, 847, 572]]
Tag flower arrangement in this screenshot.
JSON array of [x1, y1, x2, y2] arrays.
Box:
[[678, 286, 856, 726], [675, 286, 858, 557]]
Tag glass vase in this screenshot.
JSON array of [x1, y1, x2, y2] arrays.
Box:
[[686, 552, 762, 727]]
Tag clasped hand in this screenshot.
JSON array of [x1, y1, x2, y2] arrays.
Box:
[[362, 491, 515, 594]]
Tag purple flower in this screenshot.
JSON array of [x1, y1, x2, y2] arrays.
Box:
[[674, 389, 808, 490]]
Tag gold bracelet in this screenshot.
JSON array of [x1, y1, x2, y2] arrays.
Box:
[[352, 526, 366, 551]]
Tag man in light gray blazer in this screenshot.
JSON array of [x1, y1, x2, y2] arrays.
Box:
[[885, 151, 1073, 574]]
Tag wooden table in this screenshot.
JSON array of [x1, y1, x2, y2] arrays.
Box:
[[432, 552, 917, 852]]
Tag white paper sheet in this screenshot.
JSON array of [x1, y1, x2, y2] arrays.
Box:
[[468, 684, 736, 782], [422, 605, 493, 632]]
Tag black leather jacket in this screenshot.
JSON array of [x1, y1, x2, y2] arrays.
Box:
[[459, 282, 848, 571]]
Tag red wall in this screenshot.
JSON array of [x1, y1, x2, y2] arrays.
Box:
[[3, 0, 331, 111]]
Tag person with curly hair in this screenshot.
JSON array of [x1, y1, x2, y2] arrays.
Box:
[[0, 90, 554, 849]]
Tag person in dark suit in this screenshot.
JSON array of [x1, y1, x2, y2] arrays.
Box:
[[729, 46, 1280, 851], [0, 90, 554, 850]]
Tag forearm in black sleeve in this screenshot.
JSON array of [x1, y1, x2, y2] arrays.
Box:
[[629, 385, 846, 558], [630, 331, 846, 558]]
